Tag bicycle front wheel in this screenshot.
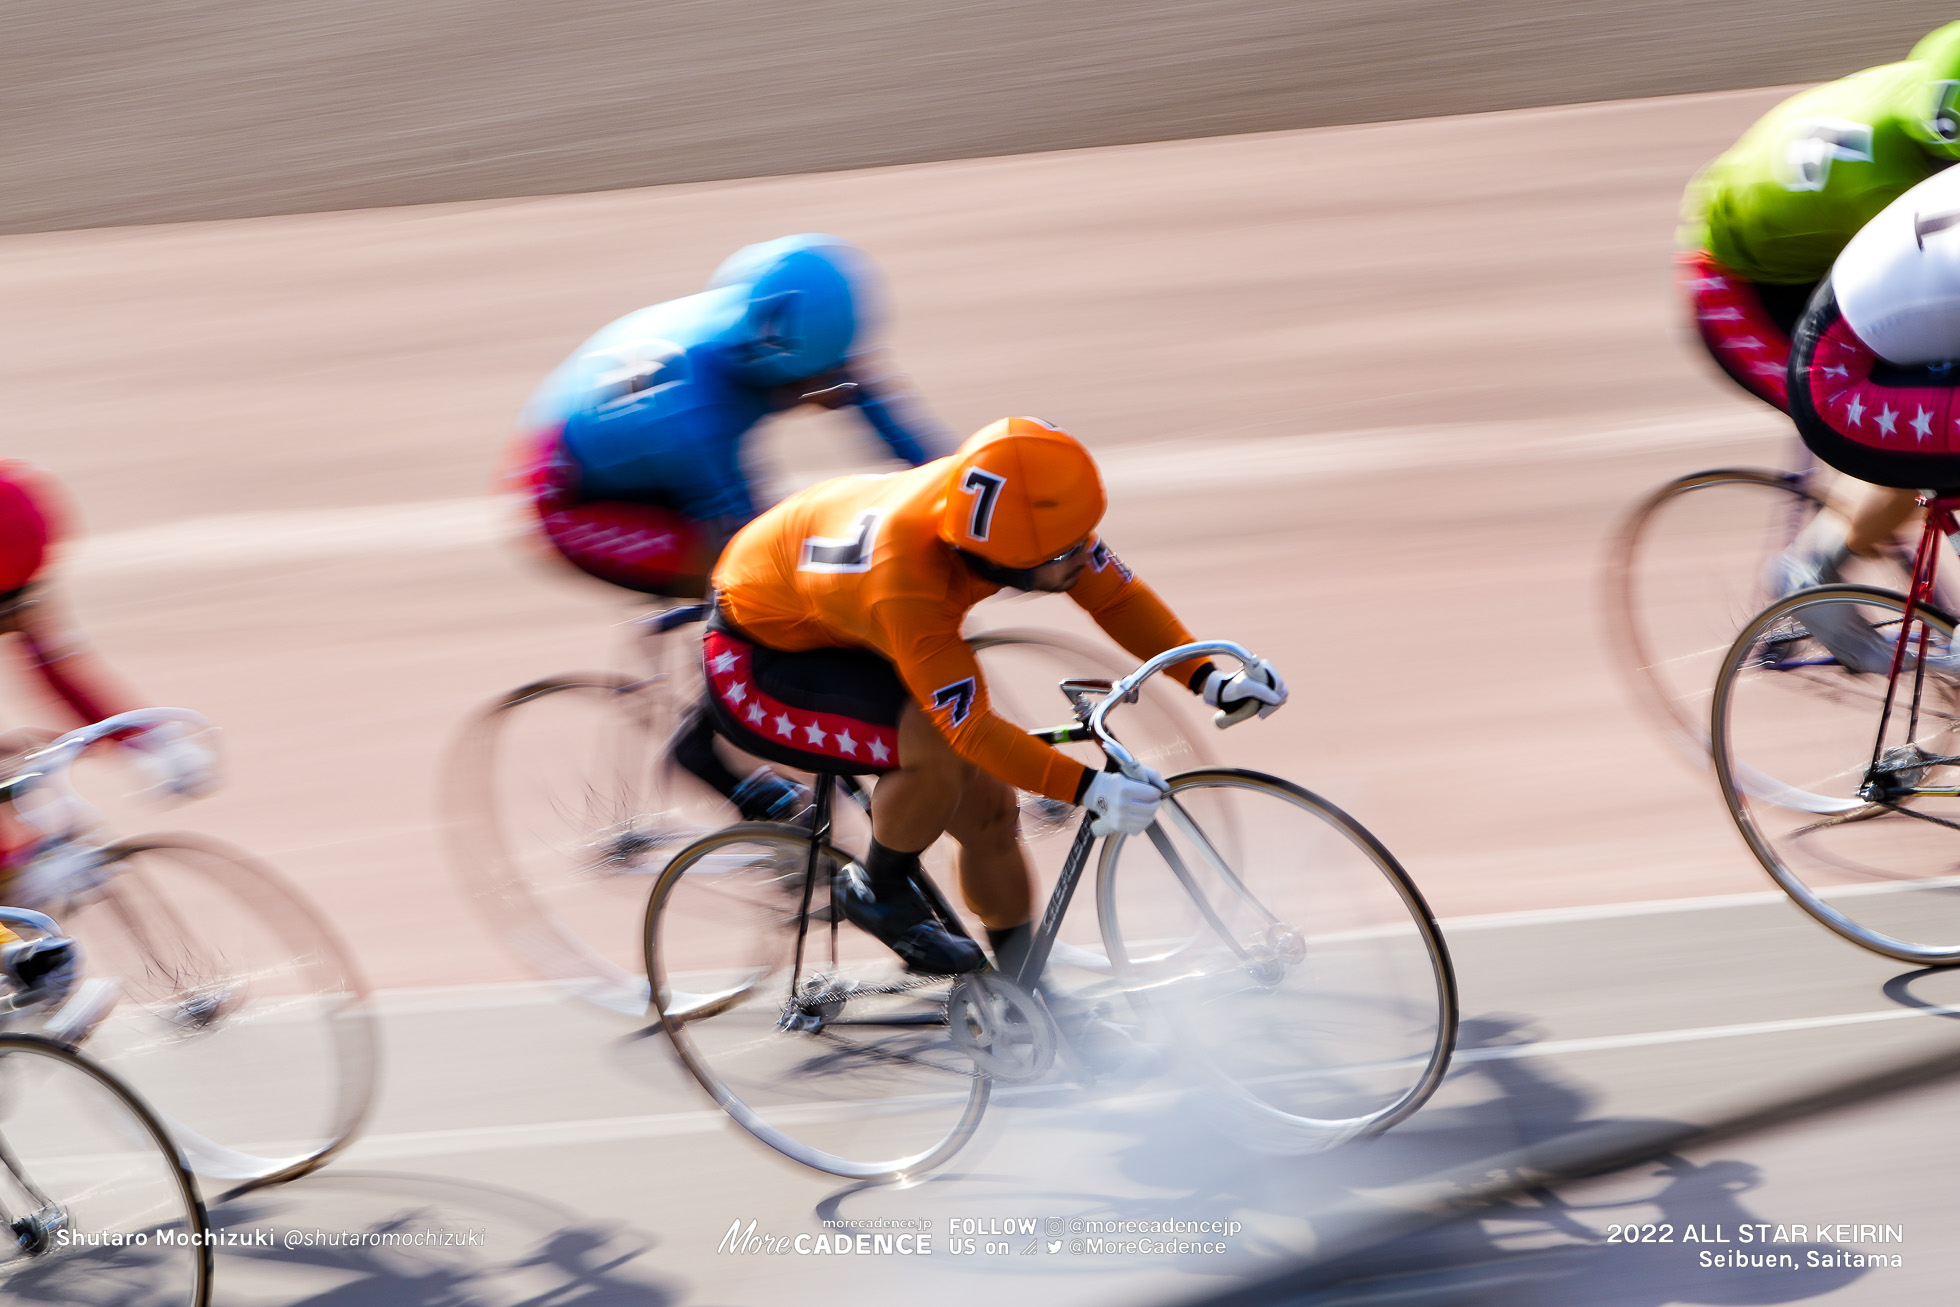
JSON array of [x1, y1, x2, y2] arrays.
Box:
[[61, 836, 378, 1193], [969, 627, 1218, 973], [1097, 769, 1456, 1149], [0, 1032, 212, 1306], [445, 673, 733, 1016], [1607, 469, 1830, 757], [1713, 585, 1960, 962], [645, 824, 988, 1181]]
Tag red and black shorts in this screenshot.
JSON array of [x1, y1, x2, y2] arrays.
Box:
[[701, 610, 907, 776], [1790, 280, 1960, 492], [1679, 251, 1819, 413], [508, 426, 710, 597]]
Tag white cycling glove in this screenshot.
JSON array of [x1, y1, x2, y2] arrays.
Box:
[[1081, 765, 1168, 838], [128, 721, 220, 801], [1200, 659, 1288, 727]]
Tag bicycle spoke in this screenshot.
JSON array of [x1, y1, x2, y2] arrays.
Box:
[[1099, 769, 1454, 1148], [647, 825, 987, 1180]]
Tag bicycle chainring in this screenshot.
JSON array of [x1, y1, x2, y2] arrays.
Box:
[[947, 974, 1056, 1083]]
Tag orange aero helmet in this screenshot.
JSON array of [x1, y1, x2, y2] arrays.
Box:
[[937, 417, 1107, 569]]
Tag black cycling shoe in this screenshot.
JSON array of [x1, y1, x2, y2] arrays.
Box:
[[833, 864, 985, 975], [731, 770, 814, 826], [2, 937, 77, 996]]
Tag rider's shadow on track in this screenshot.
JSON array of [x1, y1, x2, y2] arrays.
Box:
[[1257, 1153, 1867, 1306], [803, 1015, 1864, 1301], [1880, 965, 1960, 1019], [205, 1172, 677, 1307]]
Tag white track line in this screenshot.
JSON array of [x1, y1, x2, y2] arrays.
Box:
[[1442, 874, 1960, 933], [1453, 1001, 1960, 1064], [337, 998, 1960, 1160], [64, 410, 1776, 576]]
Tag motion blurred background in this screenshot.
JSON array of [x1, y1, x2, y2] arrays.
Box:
[[3, 0, 1952, 231], [7, 3, 1960, 1304]]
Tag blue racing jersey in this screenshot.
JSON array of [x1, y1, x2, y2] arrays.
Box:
[[524, 241, 945, 529]]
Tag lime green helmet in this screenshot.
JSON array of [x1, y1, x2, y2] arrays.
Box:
[[1906, 22, 1960, 159]]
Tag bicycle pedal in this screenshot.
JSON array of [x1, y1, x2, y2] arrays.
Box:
[[43, 976, 121, 1047]]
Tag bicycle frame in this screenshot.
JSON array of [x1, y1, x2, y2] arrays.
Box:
[[775, 639, 1267, 1008], [1859, 493, 1960, 802]]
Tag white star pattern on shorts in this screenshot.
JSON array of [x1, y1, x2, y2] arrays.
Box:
[[1693, 275, 1728, 291], [869, 738, 891, 764], [1733, 336, 1764, 352], [834, 730, 858, 755], [1845, 395, 1866, 427], [725, 680, 747, 704], [774, 712, 796, 737], [1824, 365, 1849, 380], [746, 703, 766, 725], [1914, 408, 1935, 441], [1699, 307, 1744, 321], [709, 651, 738, 675], [1876, 405, 1899, 436], [803, 721, 827, 747]]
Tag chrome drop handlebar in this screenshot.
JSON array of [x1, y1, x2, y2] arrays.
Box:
[[5, 707, 211, 838], [1086, 640, 1260, 781]]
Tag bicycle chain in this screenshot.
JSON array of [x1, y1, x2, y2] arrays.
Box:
[[783, 974, 990, 1081]]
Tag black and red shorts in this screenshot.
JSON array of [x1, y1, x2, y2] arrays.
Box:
[[509, 426, 709, 597], [1790, 281, 1960, 492], [701, 610, 907, 775], [1679, 251, 1819, 413]]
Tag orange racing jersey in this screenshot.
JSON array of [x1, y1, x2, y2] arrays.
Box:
[[713, 460, 1207, 801]]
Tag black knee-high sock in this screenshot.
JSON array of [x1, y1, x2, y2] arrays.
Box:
[[863, 839, 922, 893], [669, 701, 742, 797], [986, 922, 1037, 984]]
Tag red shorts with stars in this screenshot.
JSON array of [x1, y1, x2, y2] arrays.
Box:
[[1790, 283, 1960, 491], [701, 613, 907, 776], [1678, 251, 1818, 412], [508, 426, 709, 596]]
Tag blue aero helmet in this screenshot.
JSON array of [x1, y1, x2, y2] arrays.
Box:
[[709, 234, 880, 387]]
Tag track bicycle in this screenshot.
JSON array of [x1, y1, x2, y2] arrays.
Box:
[[444, 602, 1216, 1015], [0, 905, 213, 1305], [1607, 461, 1911, 762], [1711, 492, 1960, 962], [643, 640, 1458, 1182], [2, 709, 378, 1195]]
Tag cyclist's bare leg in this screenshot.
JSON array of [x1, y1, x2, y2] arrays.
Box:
[[1831, 480, 1960, 608], [871, 700, 1033, 930], [1843, 482, 1922, 558], [943, 769, 1032, 932]]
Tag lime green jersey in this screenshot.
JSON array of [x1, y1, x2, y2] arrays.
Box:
[[1682, 24, 1960, 283]]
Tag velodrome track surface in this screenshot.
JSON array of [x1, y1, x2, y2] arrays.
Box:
[[9, 88, 1960, 1301]]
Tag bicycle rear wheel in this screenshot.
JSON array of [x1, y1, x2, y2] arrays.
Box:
[[1097, 769, 1456, 1150], [1712, 585, 1960, 962], [445, 673, 732, 1015], [0, 1032, 212, 1305], [645, 824, 988, 1181], [60, 836, 377, 1193]]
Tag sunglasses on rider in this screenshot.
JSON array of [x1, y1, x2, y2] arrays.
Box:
[[1045, 538, 1092, 566]]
